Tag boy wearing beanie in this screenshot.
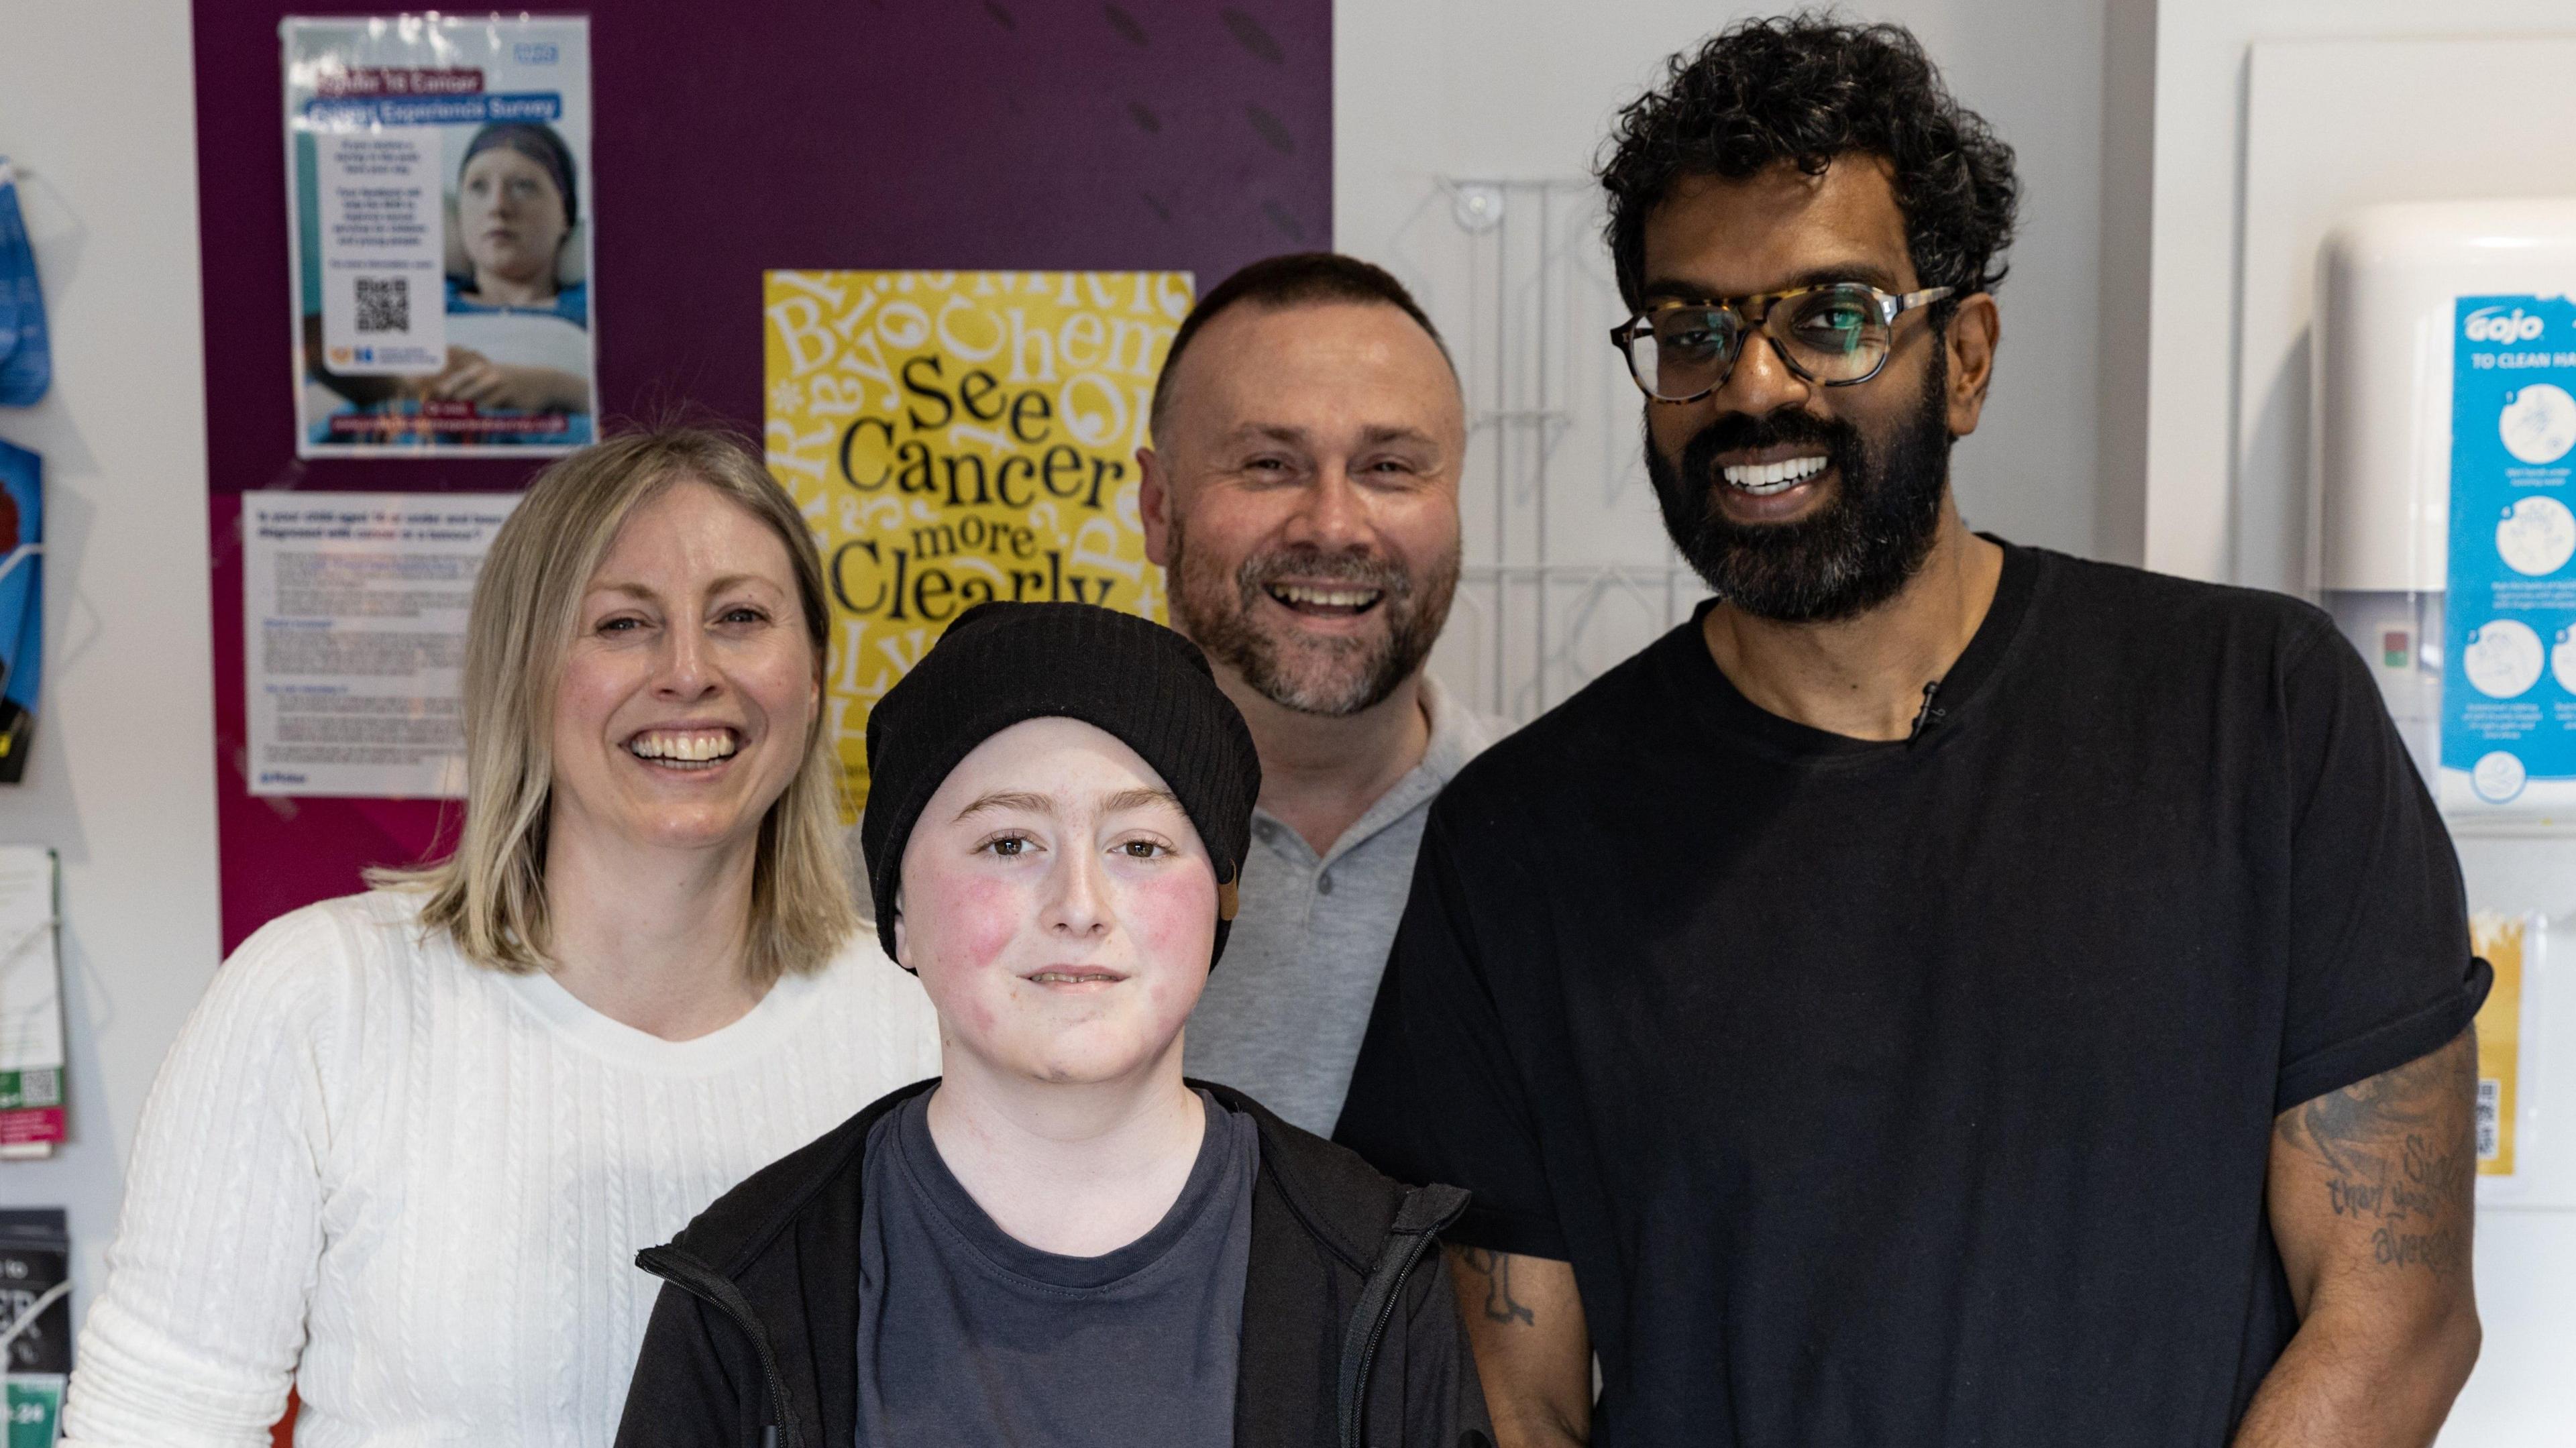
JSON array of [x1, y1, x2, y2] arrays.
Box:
[[614, 602, 1491, 1447]]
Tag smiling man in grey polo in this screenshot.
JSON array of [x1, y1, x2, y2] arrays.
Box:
[[1193, 677, 1489, 1132], [1137, 252, 1492, 1135]]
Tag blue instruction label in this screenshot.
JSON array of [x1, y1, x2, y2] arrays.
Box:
[[2443, 294, 2576, 804]]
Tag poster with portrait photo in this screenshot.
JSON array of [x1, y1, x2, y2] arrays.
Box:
[[284, 15, 598, 456]]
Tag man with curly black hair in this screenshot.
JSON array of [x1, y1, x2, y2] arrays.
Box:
[[1337, 16, 2485, 1447]]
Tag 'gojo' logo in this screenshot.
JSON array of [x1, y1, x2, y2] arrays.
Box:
[[2467, 307, 2548, 343]]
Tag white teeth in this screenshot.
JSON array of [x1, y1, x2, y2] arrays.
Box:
[[1721, 455, 1829, 494], [627, 729, 739, 765], [1272, 585, 1383, 608]]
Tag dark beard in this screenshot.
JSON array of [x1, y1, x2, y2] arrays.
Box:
[[1644, 351, 1953, 623], [1167, 523, 1459, 718]]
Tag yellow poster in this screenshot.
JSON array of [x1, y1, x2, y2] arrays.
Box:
[[763, 270, 1189, 817], [2467, 911, 2531, 1176]]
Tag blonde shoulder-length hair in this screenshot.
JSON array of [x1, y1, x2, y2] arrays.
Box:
[[372, 426, 857, 984]]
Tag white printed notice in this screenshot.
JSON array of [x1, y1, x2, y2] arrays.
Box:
[[0, 846, 62, 1157], [246, 492, 519, 797], [314, 130, 447, 374]]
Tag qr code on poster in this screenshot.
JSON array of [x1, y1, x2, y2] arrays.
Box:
[[11, 1068, 59, 1107], [355, 276, 410, 335], [2476, 1077, 2500, 1160]]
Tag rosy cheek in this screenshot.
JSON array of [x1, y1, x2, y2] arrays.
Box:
[[903, 880, 998, 1027], [914, 871, 1024, 978], [1121, 871, 1217, 990]]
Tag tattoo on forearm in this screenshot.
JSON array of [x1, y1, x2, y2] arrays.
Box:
[[2274, 1032, 2476, 1280], [1452, 1245, 1537, 1326]]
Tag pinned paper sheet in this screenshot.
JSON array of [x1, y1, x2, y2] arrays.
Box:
[[2468, 911, 2538, 1181], [243, 492, 518, 797], [0, 848, 61, 1159]]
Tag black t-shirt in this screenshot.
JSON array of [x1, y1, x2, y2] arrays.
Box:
[[1334, 541, 2489, 1447]]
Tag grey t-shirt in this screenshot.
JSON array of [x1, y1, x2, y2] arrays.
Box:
[[853, 1089, 1258, 1446]]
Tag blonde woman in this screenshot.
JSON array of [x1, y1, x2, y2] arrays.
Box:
[[62, 429, 941, 1447]]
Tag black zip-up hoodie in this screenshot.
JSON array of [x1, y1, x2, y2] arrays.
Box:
[[614, 1080, 1495, 1448]]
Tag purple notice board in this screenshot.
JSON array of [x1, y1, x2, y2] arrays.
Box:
[[194, 1, 1330, 953]]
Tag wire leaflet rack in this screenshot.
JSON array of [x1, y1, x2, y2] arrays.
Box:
[[1380, 178, 1707, 725]]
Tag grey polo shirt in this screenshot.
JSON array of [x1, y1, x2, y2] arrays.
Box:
[[1183, 677, 1496, 1135]]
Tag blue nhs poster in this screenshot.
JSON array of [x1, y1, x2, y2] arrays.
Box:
[[2444, 294, 2576, 810]]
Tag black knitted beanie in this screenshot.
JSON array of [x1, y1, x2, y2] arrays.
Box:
[[861, 602, 1261, 967]]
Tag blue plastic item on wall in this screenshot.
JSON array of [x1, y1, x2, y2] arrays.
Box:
[[0, 438, 38, 783], [0, 161, 50, 408], [0, 181, 14, 374]]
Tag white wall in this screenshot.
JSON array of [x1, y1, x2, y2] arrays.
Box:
[[1335, 0, 2121, 561], [0, 0, 223, 1327]]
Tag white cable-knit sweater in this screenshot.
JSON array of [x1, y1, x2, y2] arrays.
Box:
[[61, 890, 945, 1447]]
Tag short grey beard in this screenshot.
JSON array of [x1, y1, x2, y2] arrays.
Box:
[[1167, 525, 1459, 718]]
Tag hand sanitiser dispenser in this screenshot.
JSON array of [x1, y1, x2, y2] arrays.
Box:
[[2317, 201, 2575, 1221], [2315, 199, 2576, 818]]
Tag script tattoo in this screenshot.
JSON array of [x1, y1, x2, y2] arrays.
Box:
[[1451, 1245, 1537, 1326], [2274, 1030, 2476, 1280]]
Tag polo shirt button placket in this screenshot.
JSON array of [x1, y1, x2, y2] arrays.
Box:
[[1316, 873, 1334, 896]]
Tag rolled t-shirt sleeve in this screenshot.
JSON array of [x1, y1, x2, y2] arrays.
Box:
[[2274, 622, 2490, 1113], [1334, 805, 1568, 1260]]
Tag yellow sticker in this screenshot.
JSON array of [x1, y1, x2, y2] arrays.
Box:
[[763, 270, 1190, 818], [2467, 911, 2530, 1176]]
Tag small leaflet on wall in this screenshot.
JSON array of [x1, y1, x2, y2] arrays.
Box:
[[0, 1209, 68, 1448], [0, 441, 38, 784], [0, 850, 61, 1160], [2468, 911, 2541, 1187], [244, 492, 519, 798], [2441, 294, 2576, 813], [763, 270, 1187, 816], [284, 16, 598, 456]]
